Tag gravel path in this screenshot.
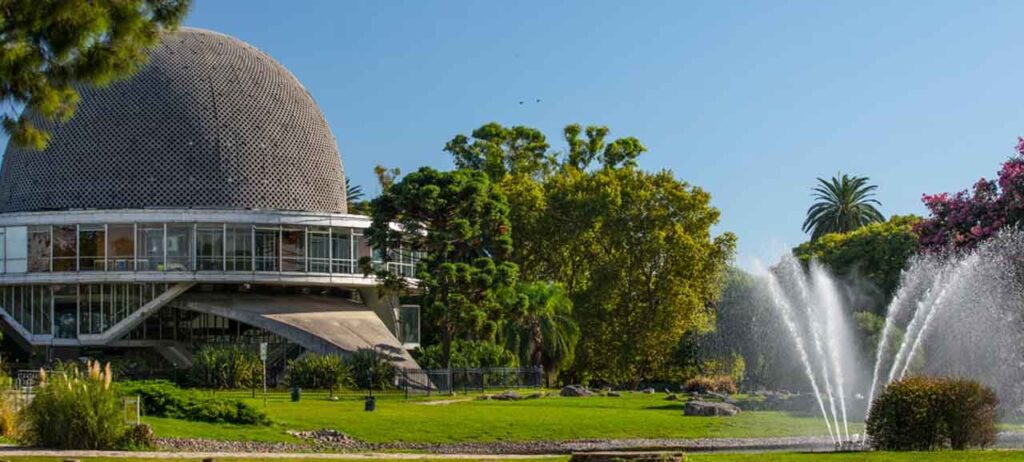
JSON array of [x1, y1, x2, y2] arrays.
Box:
[[152, 435, 839, 455], [0, 432, 1019, 458], [154, 431, 1024, 455], [0, 448, 553, 459]]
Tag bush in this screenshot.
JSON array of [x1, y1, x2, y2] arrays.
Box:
[[189, 346, 262, 390], [0, 363, 18, 438], [23, 361, 125, 449], [283, 354, 352, 395], [415, 340, 519, 369], [867, 376, 998, 451], [349, 348, 397, 390], [119, 423, 155, 449], [118, 380, 268, 425], [684, 375, 738, 395]]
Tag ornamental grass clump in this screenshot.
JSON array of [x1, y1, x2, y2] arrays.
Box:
[[23, 361, 126, 449], [0, 365, 19, 438], [866, 376, 998, 451], [684, 375, 738, 395]]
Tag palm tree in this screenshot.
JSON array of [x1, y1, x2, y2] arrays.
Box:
[[802, 173, 885, 240], [501, 282, 580, 383], [345, 176, 364, 203]]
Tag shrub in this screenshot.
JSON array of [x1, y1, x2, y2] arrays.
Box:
[[119, 423, 155, 449], [867, 376, 998, 451], [23, 361, 125, 449], [415, 340, 519, 369], [118, 380, 268, 425], [283, 354, 353, 395], [684, 375, 738, 395], [349, 348, 397, 390], [0, 363, 18, 438], [189, 346, 262, 390]]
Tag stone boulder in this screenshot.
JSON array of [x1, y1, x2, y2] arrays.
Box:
[[492, 391, 523, 401], [561, 385, 593, 397], [683, 400, 741, 417]]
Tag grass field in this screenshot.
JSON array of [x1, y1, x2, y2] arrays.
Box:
[[143, 390, 856, 444], [4, 452, 1024, 462]]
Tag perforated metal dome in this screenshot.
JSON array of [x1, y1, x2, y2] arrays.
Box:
[[0, 28, 347, 214]]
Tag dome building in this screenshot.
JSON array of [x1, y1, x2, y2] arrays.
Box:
[[0, 28, 420, 372]]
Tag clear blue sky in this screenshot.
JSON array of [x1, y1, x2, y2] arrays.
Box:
[[189, 1, 1021, 267]]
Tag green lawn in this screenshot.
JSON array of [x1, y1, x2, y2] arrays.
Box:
[[691, 452, 1024, 461], [5, 452, 1024, 462], [144, 391, 857, 444]]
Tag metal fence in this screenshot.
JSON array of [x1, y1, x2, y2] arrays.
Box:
[[396, 367, 543, 397], [13, 365, 544, 399]]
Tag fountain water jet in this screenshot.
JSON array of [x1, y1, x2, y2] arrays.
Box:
[[760, 229, 1024, 447]]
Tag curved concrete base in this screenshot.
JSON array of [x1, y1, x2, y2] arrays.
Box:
[[170, 292, 419, 369]]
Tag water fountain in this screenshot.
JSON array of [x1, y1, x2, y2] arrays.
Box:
[[759, 229, 1024, 448]]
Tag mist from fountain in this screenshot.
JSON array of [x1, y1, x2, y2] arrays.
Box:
[[759, 228, 1024, 446]]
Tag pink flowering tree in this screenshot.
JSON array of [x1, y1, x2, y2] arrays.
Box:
[[916, 138, 1024, 251]]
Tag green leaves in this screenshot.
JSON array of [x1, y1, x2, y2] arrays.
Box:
[[1, 0, 191, 149], [366, 166, 517, 367], [802, 173, 886, 240], [794, 215, 920, 313]]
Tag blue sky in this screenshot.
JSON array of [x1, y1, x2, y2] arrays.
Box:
[[189, 1, 1020, 267]]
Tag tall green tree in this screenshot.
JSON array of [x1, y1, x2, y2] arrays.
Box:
[[501, 281, 579, 380], [561, 166, 735, 384], [446, 122, 734, 384], [794, 215, 920, 312], [1, 0, 191, 149], [364, 167, 518, 368], [802, 173, 885, 240]]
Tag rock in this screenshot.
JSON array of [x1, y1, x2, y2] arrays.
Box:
[[606, 391, 621, 397], [664, 393, 679, 401], [561, 384, 593, 397], [525, 392, 544, 399], [683, 400, 741, 417], [286, 428, 358, 445], [640, 387, 656, 394], [492, 391, 523, 401], [475, 394, 492, 400]]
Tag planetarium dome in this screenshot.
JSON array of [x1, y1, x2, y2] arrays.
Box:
[[0, 27, 347, 214]]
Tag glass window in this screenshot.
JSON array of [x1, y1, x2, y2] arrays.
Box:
[[81, 284, 103, 334], [28, 226, 50, 272], [137, 224, 164, 271], [33, 285, 52, 335], [52, 225, 77, 271], [399, 305, 420, 345], [165, 225, 193, 271], [281, 227, 305, 272], [331, 228, 353, 273], [354, 231, 381, 271], [225, 225, 252, 271], [53, 284, 77, 338], [197, 225, 224, 271], [106, 225, 134, 271], [254, 228, 279, 271], [5, 226, 27, 273], [79, 224, 105, 271], [308, 227, 330, 273]]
